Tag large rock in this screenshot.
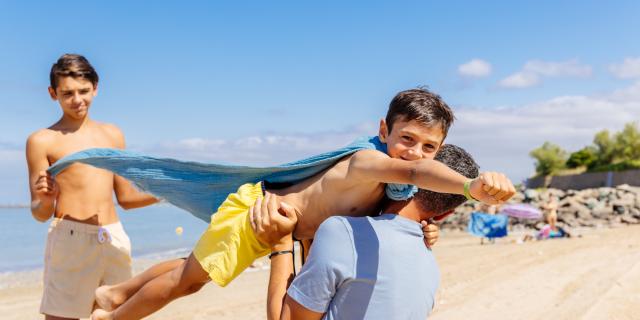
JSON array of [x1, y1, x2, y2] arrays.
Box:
[[621, 214, 639, 224]]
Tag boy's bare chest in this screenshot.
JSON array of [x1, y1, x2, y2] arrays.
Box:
[[47, 130, 116, 165]]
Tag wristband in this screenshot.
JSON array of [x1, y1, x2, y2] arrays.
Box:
[[268, 250, 293, 259], [463, 180, 476, 201]]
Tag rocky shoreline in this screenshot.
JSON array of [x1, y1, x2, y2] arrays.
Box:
[[441, 184, 640, 231]]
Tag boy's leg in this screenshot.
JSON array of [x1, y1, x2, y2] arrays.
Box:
[[93, 254, 209, 320], [95, 258, 185, 311], [45, 315, 77, 320]]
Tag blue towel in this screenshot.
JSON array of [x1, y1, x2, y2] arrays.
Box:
[[467, 212, 508, 239], [48, 136, 415, 223]]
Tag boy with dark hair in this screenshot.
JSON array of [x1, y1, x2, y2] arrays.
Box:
[[258, 144, 480, 320], [89, 88, 515, 320], [26, 54, 158, 320]]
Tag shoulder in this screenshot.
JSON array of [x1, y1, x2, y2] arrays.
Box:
[[350, 149, 389, 162], [316, 216, 352, 241], [346, 149, 391, 178], [97, 122, 125, 146], [26, 129, 55, 149]]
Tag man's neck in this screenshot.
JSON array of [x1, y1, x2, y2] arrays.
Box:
[[382, 200, 431, 223]]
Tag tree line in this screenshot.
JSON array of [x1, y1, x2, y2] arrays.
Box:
[[529, 122, 640, 177]]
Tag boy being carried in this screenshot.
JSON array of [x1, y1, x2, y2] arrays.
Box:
[[86, 89, 515, 320]]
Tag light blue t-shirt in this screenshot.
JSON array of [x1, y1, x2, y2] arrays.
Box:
[[287, 214, 440, 320]]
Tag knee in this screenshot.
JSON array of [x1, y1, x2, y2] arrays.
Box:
[[185, 281, 206, 295]]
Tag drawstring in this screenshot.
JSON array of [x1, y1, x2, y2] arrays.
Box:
[[98, 227, 112, 244]]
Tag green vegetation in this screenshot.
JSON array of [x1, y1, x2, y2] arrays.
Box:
[[530, 122, 640, 177]]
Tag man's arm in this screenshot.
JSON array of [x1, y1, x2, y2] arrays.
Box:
[[348, 149, 516, 204], [250, 194, 324, 320], [107, 124, 159, 209], [26, 131, 57, 222]]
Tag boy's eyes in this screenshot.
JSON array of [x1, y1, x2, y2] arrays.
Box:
[[402, 136, 413, 142], [62, 90, 90, 96], [423, 144, 435, 152]]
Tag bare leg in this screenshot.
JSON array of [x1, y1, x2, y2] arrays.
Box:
[[95, 258, 185, 311], [92, 254, 209, 320], [45, 315, 77, 320]]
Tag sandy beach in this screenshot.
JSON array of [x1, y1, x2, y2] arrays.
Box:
[[2, 225, 639, 320]]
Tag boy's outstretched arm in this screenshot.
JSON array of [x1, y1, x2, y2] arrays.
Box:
[[348, 150, 516, 204]]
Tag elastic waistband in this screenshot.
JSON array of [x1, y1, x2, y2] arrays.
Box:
[[50, 218, 124, 234]]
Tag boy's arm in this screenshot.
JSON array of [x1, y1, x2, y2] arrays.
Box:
[[250, 194, 324, 320], [348, 150, 515, 204], [26, 131, 57, 222], [107, 125, 159, 209]]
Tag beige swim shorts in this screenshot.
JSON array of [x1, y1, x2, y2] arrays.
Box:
[[39, 218, 132, 318]]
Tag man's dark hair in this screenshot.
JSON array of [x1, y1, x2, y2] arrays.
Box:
[[414, 144, 479, 215], [49, 54, 99, 90], [385, 88, 455, 138]]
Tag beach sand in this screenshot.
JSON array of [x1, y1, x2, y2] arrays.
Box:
[[1, 225, 638, 320]]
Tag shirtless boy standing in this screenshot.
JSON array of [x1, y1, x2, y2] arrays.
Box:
[[26, 54, 158, 320]]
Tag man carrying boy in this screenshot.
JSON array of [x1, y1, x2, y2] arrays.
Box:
[[256, 144, 479, 319], [88, 88, 515, 320], [26, 54, 158, 320]]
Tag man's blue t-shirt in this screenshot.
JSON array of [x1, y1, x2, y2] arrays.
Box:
[[287, 214, 440, 319]]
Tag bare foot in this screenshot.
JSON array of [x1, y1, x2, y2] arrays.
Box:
[[91, 309, 114, 320], [95, 285, 124, 311]]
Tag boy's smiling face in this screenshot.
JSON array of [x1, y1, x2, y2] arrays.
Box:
[[48, 76, 97, 120], [378, 118, 445, 161]]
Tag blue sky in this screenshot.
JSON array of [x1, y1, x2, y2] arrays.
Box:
[[1, 1, 640, 203]]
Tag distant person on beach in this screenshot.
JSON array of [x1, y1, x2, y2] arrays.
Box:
[[542, 195, 559, 230], [90, 88, 516, 320], [26, 54, 158, 320], [254, 144, 479, 319]]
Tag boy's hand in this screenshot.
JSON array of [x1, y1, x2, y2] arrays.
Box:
[[421, 221, 439, 249], [469, 172, 515, 204], [250, 193, 298, 250], [34, 170, 59, 205]]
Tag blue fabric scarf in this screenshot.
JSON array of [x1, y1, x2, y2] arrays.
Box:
[[48, 136, 417, 223]]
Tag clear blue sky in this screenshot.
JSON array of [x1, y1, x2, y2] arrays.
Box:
[[1, 1, 639, 203]]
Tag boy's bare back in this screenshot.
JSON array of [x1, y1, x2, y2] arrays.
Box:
[[271, 152, 386, 239]]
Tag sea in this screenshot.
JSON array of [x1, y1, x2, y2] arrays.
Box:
[[0, 205, 207, 273]]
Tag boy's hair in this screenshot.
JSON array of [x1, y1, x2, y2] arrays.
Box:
[[49, 54, 99, 90], [385, 88, 455, 138], [414, 144, 479, 215]]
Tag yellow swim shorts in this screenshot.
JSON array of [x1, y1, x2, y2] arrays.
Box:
[[193, 182, 270, 287]]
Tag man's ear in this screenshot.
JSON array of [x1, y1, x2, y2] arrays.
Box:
[[48, 86, 57, 101], [378, 119, 388, 143], [433, 210, 454, 222]]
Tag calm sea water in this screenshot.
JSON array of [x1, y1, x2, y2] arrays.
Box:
[[0, 205, 207, 272]]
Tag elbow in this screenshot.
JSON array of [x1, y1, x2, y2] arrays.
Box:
[[31, 211, 50, 223], [117, 200, 135, 210]]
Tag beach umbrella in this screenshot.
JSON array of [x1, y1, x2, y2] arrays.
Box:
[[500, 203, 542, 219]]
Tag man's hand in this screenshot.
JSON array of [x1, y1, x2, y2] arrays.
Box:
[[469, 172, 515, 205], [33, 170, 59, 206], [421, 221, 439, 249], [250, 193, 298, 250]]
